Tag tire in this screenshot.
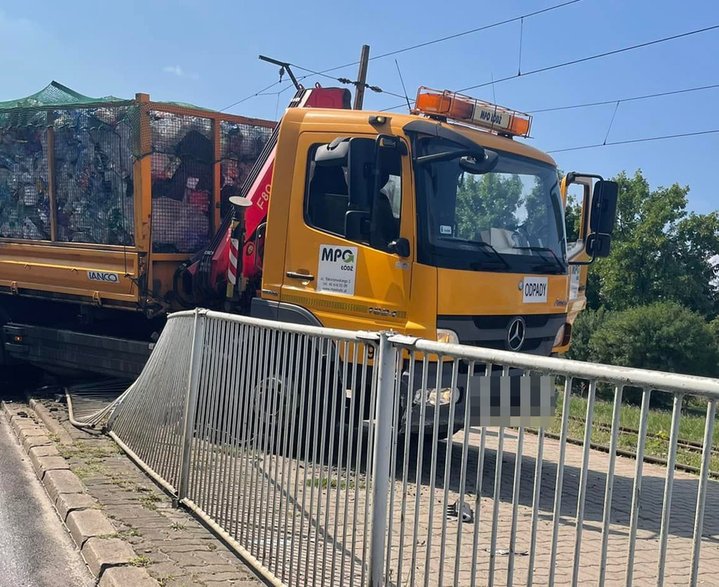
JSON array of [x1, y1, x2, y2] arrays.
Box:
[[249, 340, 345, 459], [434, 421, 464, 441]]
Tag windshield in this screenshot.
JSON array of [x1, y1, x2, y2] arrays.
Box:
[[414, 136, 566, 274]]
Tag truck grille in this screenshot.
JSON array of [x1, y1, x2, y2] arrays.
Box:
[[437, 314, 566, 355]]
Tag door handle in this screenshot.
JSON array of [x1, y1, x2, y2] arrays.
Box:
[[286, 271, 315, 281]]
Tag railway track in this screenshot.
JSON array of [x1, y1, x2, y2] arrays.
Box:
[[567, 415, 719, 456], [528, 415, 719, 480]]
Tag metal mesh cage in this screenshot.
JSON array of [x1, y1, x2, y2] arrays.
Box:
[[220, 120, 273, 216], [150, 111, 213, 253], [0, 112, 51, 239], [53, 106, 135, 245]]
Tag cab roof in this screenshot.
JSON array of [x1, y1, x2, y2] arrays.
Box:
[[283, 107, 557, 168]]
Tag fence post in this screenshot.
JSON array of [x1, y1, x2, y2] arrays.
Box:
[[690, 399, 717, 587], [176, 309, 207, 504], [368, 332, 397, 587]]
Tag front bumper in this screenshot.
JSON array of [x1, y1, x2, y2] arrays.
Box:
[[399, 361, 556, 435]]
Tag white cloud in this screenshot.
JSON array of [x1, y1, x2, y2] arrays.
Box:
[[163, 65, 184, 76], [163, 65, 198, 80]]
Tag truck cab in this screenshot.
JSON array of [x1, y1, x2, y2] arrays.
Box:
[[253, 88, 617, 357]]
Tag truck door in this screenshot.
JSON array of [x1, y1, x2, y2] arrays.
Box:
[[280, 133, 413, 332]]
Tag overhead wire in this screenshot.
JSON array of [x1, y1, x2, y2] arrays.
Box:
[[527, 82, 719, 113], [220, 0, 585, 111], [219, 13, 719, 156], [304, 0, 585, 75], [220, 79, 285, 112], [380, 23, 719, 112], [290, 63, 408, 100], [460, 23, 719, 92], [547, 129, 719, 153]]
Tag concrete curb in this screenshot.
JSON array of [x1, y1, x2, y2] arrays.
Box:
[[29, 398, 74, 445], [1, 401, 159, 586]]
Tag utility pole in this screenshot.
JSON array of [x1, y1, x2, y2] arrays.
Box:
[[353, 44, 370, 110]]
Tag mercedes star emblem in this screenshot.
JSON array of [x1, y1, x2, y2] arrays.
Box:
[[506, 317, 526, 351]]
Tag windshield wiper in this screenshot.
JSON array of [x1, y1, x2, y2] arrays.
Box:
[[512, 246, 566, 273], [438, 237, 510, 269], [463, 240, 511, 270]]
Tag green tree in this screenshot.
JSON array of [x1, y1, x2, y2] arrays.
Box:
[[589, 302, 719, 378], [456, 173, 523, 239], [586, 170, 719, 317], [564, 193, 582, 243]]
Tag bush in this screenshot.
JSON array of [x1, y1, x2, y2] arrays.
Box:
[[710, 316, 719, 349], [567, 307, 607, 362], [589, 302, 718, 378]]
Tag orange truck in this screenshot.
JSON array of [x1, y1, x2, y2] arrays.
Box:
[[0, 81, 616, 381]]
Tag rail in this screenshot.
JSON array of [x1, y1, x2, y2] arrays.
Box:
[[105, 309, 719, 586]]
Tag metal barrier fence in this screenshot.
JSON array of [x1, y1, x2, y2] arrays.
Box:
[[107, 309, 719, 586]]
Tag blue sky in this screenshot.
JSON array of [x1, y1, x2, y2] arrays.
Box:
[[2, 0, 717, 214]]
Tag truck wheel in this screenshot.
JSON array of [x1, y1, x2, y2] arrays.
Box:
[[250, 371, 297, 454], [434, 421, 464, 441], [250, 346, 344, 459]]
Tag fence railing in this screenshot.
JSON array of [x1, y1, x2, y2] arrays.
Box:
[[107, 309, 719, 586]]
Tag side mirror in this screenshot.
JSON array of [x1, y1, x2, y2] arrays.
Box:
[[345, 210, 370, 242], [387, 237, 410, 258], [584, 180, 617, 259], [586, 233, 611, 258], [314, 137, 350, 166], [459, 149, 499, 175], [564, 174, 618, 264], [589, 180, 618, 235]]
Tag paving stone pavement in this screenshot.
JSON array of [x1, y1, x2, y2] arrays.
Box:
[[141, 422, 719, 586], [43, 395, 719, 586], [40, 399, 264, 587], [380, 427, 719, 586]]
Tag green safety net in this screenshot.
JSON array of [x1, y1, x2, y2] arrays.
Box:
[[0, 81, 128, 110], [0, 80, 217, 113]]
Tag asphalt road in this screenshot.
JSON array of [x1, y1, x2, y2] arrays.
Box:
[[0, 410, 92, 587]]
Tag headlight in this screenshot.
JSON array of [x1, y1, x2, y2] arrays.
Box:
[[414, 387, 460, 407], [436, 328, 459, 345], [553, 323, 571, 347]]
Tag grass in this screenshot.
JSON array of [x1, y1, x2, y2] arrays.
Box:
[[547, 390, 719, 475], [73, 463, 106, 480], [138, 493, 162, 511], [97, 527, 142, 541], [129, 555, 151, 567], [58, 443, 120, 461], [305, 476, 366, 490]]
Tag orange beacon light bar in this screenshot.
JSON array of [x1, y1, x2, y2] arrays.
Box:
[[414, 87, 532, 138]]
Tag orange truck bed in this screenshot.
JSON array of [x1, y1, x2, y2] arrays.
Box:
[[0, 83, 274, 315]]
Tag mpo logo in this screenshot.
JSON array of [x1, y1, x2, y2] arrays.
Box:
[[87, 271, 119, 283], [318, 245, 358, 295], [321, 248, 355, 264]]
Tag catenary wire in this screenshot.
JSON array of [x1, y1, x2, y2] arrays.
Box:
[[527, 82, 719, 113], [307, 0, 585, 74], [547, 129, 719, 153], [221, 0, 585, 110], [460, 24, 719, 92], [290, 64, 408, 100], [379, 23, 719, 112], [220, 80, 285, 112]]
